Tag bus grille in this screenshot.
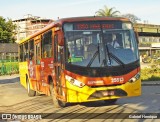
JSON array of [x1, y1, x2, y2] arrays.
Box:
[[88, 89, 127, 100]]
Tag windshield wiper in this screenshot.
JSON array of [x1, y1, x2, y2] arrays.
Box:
[[87, 40, 101, 67], [87, 50, 99, 67], [97, 42, 100, 63], [108, 52, 125, 67]]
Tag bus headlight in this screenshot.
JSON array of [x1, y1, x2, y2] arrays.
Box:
[[129, 72, 140, 83], [65, 75, 85, 88]]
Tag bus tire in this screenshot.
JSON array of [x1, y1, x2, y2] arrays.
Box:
[[36, 92, 41, 96], [27, 78, 36, 97], [104, 99, 117, 105], [50, 82, 66, 108], [57, 100, 67, 108]]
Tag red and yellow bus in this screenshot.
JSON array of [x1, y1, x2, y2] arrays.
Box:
[[19, 16, 141, 107]]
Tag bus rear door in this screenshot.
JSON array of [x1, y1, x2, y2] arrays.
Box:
[[34, 39, 42, 91]]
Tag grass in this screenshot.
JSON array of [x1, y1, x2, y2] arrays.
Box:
[[141, 68, 160, 81], [0, 62, 19, 75]]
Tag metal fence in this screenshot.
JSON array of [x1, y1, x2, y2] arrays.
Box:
[[0, 60, 19, 75]]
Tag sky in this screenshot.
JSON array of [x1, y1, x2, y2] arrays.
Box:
[[0, 0, 160, 25]]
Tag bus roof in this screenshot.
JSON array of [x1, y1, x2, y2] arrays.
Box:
[[57, 16, 129, 23], [19, 16, 130, 44]]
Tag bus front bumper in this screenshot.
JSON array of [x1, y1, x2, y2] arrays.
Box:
[[66, 79, 141, 103]]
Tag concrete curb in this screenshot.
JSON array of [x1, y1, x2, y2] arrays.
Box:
[[142, 81, 160, 86]]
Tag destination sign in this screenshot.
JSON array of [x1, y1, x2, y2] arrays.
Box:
[[74, 22, 122, 30]]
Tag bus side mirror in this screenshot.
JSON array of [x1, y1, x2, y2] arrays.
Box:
[[56, 30, 64, 46], [58, 34, 64, 46], [54, 24, 64, 46]]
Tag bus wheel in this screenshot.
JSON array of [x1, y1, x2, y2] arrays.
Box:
[[57, 100, 66, 108], [104, 99, 117, 105], [36, 91, 41, 96], [27, 78, 36, 97], [50, 83, 66, 108]]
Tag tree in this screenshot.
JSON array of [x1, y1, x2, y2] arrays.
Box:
[[95, 5, 120, 17], [0, 16, 16, 43], [122, 14, 141, 23]]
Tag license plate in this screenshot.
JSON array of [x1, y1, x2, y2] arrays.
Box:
[[109, 91, 114, 95], [102, 91, 114, 96], [102, 91, 108, 96]]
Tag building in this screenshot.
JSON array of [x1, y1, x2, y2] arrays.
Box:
[[134, 23, 160, 56], [0, 43, 18, 60], [13, 14, 53, 43], [0, 15, 53, 60]]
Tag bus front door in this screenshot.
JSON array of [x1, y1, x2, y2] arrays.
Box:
[[54, 34, 65, 100]]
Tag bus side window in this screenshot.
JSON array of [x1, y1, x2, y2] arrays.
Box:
[[24, 42, 29, 61], [29, 39, 34, 60], [42, 30, 52, 58], [19, 45, 23, 62], [29, 50, 34, 60], [36, 43, 41, 64]]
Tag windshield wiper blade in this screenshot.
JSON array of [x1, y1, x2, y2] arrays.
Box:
[[98, 43, 100, 63], [87, 50, 98, 67], [109, 52, 125, 67]]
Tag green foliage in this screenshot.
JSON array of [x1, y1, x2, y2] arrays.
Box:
[[95, 5, 141, 23], [0, 62, 19, 75], [95, 5, 120, 17], [0, 16, 16, 43], [122, 14, 141, 23], [142, 56, 152, 63], [139, 42, 151, 47], [141, 61, 160, 81]]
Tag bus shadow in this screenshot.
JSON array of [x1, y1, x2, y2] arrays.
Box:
[[68, 100, 117, 107], [0, 76, 20, 84]]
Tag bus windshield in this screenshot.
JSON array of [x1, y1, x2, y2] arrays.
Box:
[[64, 22, 139, 67]]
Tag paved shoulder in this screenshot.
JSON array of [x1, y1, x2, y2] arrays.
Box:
[[0, 74, 20, 84]]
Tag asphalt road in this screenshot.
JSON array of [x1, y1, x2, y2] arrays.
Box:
[[0, 75, 160, 122]]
